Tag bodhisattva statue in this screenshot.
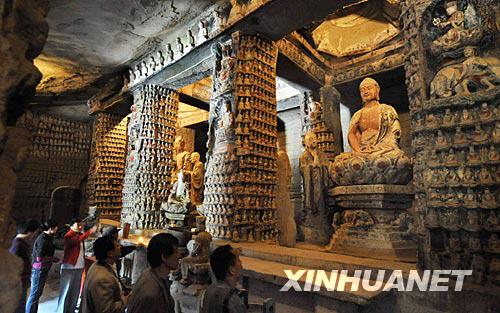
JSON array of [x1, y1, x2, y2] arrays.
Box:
[[330, 78, 411, 185], [299, 131, 331, 245], [276, 147, 296, 247], [172, 136, 191, 184], [189, 152, 205, 206]]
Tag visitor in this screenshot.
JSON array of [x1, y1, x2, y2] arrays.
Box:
[[26, 219, 59, 313], [80, 235, 128, 313], [9, 220, 37, 313], [201, 244, 246, 313], [57, 218, 97, 313], [127, 233, 181, 313], [101, 225, 136, 280]]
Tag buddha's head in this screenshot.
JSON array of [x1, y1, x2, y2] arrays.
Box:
[[464, 46, 477, 58], [359, 77, 380, 104], [190, 152, 201, 163], [174, 136, 185, 151], [304, 131, 318, 150]]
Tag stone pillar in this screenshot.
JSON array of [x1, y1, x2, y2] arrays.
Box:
[[204, 33, 279, 242], [122, 85, 179, 229], [402, 0, 500, 286], [87, 113, 128, 220]]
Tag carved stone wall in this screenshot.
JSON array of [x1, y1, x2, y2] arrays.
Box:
[[87, 113, 128, 220], [13, 113, 92, 220], [121, 85, 179, 229], [204, 33, 278, 242], [401, 0, 500, 286]]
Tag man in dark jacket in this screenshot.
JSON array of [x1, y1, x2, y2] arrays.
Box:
[[201, 244, 246, 313], [9, 220, 37, 313], [127, 233, 180, 313], [81, 235, 127, 313], [57, 218, 96, 313]]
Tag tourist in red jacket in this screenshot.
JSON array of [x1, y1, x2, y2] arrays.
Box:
[[57, 218, 96, 313]]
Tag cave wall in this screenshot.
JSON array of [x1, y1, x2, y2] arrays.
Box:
[[13, 113, 92, 221]]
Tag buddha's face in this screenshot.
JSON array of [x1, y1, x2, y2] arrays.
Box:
[[445, 2, 457, 16], [304, 133, 317, 149], [360, 83, 379, 104], [464, 47, 476, 58], [190, 152, 200, 163]]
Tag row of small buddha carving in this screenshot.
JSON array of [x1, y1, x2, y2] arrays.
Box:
[[238, 39, 275, 56], [236, 125, 277, 138], [33, 140, 89, 149], [425, 165, 497, 187], [236, 72, 274, 86], [426, 208, 498, 232], [204, 194, 275, 206], [204, 172, 276, 184], [447, 232, 500, 254], [416, 103, 498, 128], [129, 12, 227, 85], [235, 75, 275, 91], [236, 107, 276, 120], [204, 185, 275, 195], [96, 139, 126, 146], [236, 63, 275, 81], [427, 187, 497, 209], [95, 185, 122, 191], [434, 124, 495, 146], [237, 48, 275, 67], [206, 211, 277, 226], [207, 225, 276, 242], [237, 101, 275, 113], [96, 147, 126, 154], [427, 146, 498, 167], [35, 128, 90, 139], [236, 85, 275, 98], [95, 177, 123, 184], [203, 202, 277, 214], [137, 115, 178, 124]]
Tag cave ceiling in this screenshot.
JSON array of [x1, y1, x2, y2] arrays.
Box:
[[36, 0, 219, 96]]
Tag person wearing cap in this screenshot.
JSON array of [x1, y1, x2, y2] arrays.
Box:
[[127, 233, 181, 313], [80, 235, 128, 313], [57, 218, 97, 313], [201, 244, 246, 313], [100, 226, 136, 281]]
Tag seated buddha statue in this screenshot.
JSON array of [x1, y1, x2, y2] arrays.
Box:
[[330, 78, 411, 185]]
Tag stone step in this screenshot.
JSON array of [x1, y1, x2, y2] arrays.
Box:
[[214, 240, 416, 282], [240, 255, 389, 306]]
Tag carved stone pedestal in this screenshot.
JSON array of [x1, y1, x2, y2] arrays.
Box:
[[327, 185, 417, 262]]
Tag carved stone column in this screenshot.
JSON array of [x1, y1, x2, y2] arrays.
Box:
[[204, 33, 278, 242], [122, 85, 179, 229], [87, 113, 128, 220], [403, 0, 500, 286]]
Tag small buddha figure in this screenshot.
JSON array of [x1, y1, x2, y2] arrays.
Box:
[[481, 188, 498, 209], [449, 232, 461, 252], [461, 166, 476, 187], [436, 130, 449, 150], [487, 145, 499, 163], [485, 211, 499, 230], [426, 207, 440, 228], [473, 124, 489, 144], [479, 102, 494, 121], [176, 37, 184, 55], [197, 20, 209, 44], [464, 188, 478, 208], [426, 113, 439, 128], [461, 108, 475, 124], [428, 149, 441, 167], [177, 231, 212, 285], [446, 168, 461, 187], [493, 122, 500, 144], [444, 190, 461, 208], [306, 93, 322, 122], [331, 78, 411, 185], [465, 210, 480, 231], [166, 43, 174, 62], [467, 146, 481, 165], [468, 235, 481, 252], [479, 166, 494, 184], [444, 148, 459, 166], [443, 108, 455, 126], [487, 234, 500, 253], [453, 127, 467, 145]]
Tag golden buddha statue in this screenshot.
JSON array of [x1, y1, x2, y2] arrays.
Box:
[[330, 78, 411, 185]]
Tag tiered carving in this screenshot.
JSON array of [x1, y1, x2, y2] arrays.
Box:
[[204, 33, 278, 242], [409, 0, 500, 285], [13, 113, 91, 218], [87, 113, 128, 220], [330, 78, 412, 185], [303, 93, 337, 162], [122, 86, 179, 229]]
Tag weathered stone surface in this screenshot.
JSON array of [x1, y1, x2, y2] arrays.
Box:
[[276, 149, 296, 247]]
